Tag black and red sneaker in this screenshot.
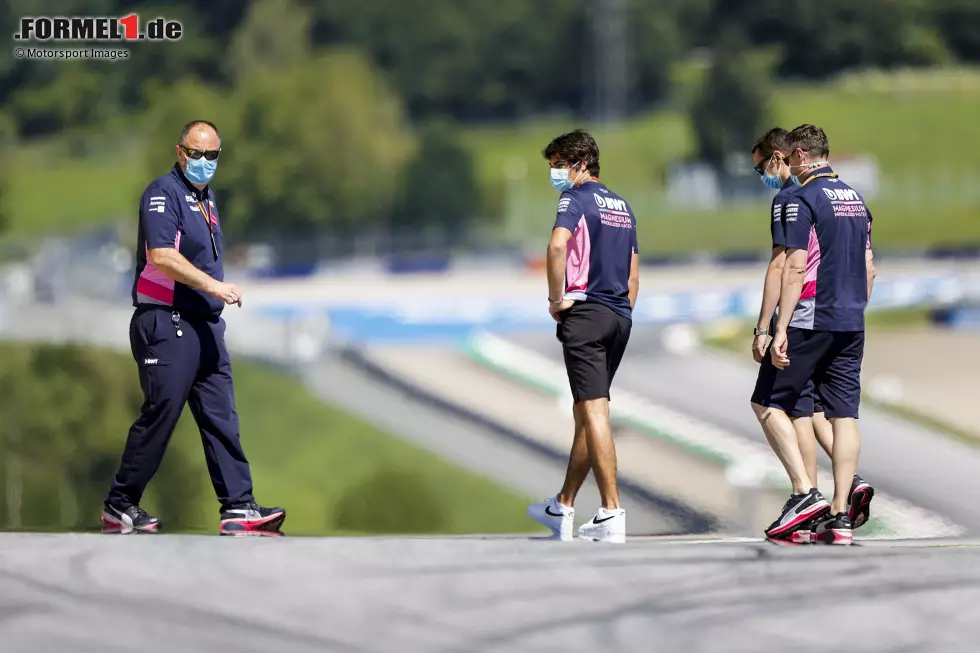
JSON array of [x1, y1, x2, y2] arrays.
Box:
[[765, 488, 830, 540], [101, 502, 161, 534], [813, 512, 853, 544], [219, 502, 286, 535], [848, 474, 874, 529]]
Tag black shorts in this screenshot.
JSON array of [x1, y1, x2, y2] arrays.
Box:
[[556, 301, 632, 403], [751, 327, 864, 419]]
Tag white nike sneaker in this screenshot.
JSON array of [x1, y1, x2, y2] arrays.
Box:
[[527, 497, 574, 540], [578, 507, 626, 543]]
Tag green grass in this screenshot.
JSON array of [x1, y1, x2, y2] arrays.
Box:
[[5, 68, 980, 251], [467, 68, 980, 254]]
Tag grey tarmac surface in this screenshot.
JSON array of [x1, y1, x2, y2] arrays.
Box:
[[2, 532, 980, 653]]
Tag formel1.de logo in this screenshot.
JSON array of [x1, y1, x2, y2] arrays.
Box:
[[14, 15, 183, 41]]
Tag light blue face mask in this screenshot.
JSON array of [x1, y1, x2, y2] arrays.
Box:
[[185, 156, 218, 185], [759, 154, 790, 190], [550, 167, 574, 192], [762, 172, 783, 190]]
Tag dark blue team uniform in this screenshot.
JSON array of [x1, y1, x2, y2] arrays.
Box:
[[107, 164, 254, 511], [553, 181, 638, 402], [752, 167, 872, 419], [764, 177, 822, 417]]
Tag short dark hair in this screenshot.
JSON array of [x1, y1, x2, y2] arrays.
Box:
[[543, 129, 600, 177], [179, 120, 220, 145], [787, 124, 829, 159], [751, 127, 791, 158]]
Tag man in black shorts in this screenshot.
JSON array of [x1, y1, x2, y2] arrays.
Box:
[[749, 128, 874, 542], [526, 129, 639, 543], [752, 124, 877, 544]]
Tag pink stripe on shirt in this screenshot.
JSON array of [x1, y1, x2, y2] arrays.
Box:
[[565, 216, 591, 294], [801, 224, 820, 300], [136, 229, 180, 305]]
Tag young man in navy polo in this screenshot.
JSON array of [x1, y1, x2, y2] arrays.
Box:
[[526, 129, 640, 543], [749, 128, 874, 542], [102, 120, 285, 535], [752, 124, 876, 544]]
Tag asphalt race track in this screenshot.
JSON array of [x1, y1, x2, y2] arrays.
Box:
[[2, 532, 980, 652]]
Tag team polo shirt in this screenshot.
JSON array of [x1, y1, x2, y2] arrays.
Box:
[[782, 166, 873, 331], [132, 164, 226, 318], [553, 181, 638, 318], [770, 177, 798, 248]]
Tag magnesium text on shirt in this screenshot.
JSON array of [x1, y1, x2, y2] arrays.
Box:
[[14, 15, 182, 42]]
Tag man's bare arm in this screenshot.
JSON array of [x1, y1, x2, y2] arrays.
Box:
[[776, 248, 807, 333], [149, 247, 218, 293], [758, 246, 786, 331], [149, 248, 240, 305], [546, 227, 572, 301], [628, 252, 639, 309], [866, 248, 876, 303]]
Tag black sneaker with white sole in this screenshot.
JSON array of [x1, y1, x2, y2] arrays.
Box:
[[765, 488, 830, 540], [219, 502, 286, 535], [813, 512, 853, 544], [848, 474, 874, 529], [101, 502, 161, 533]]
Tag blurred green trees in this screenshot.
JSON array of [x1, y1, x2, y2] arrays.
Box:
[[0, 343, 201, 530], [391, 120, 482, 244], [0, 0, 978, 234], [690, 32, 773, 170], [5, 0, 977, 138]]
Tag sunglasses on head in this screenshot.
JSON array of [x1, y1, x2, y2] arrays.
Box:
[[180, 144, 221, 161]]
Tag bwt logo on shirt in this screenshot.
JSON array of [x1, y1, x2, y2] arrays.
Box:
[[14, 15, 183, 41], [594, 194, 627, 212], [823, 188, 861, 202]]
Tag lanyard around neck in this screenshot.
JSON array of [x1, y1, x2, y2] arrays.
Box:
[[193, 195, 218, 261]]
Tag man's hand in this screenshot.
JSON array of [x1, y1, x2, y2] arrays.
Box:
[[752, 334, 769, 363], [549, 299, 575, 323], [207, 280, 243, 307], [771, 329, 790, 369]]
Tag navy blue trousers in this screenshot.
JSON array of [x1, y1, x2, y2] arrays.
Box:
[[107, 306, 254, 510]]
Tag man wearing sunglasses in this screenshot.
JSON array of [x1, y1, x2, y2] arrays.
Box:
[[102, 120, 286, 535], [748, 128, 874, 542], [752, 124, 876, 544]]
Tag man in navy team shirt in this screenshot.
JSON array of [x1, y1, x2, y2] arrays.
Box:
[[526, 129, 640, 543], [752, 124, 876, 544], [103, 120, 285, 535], [749, 128, 874, 542]]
